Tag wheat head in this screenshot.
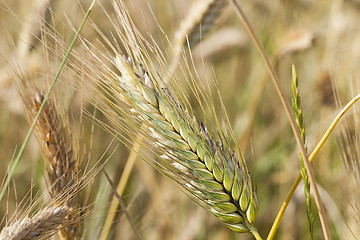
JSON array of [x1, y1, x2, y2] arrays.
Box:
[[0, 205, 70, 240], [106, 54, 258, 232], [32, 89, 79, 239], [15, 85, 79, 239], [69, 0, 259, 235], [174, 0, 228, 49]]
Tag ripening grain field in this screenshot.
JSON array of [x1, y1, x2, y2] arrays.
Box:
[[0, 0, 360, 239]]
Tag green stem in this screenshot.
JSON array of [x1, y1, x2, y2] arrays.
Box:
[[250, 227, 263, 240], [267, 93, 360, 239], [228, 0, 331, 239], [0, 0, 96, 203]]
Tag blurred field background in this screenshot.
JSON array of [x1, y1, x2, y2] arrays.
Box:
[[1, 0, 360, 239]]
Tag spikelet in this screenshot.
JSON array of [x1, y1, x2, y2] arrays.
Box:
[[291, 65, 314, 239], [0, 205, 70, 240]]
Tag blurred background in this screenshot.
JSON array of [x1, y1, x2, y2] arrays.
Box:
[[1, 0, 360, 239]]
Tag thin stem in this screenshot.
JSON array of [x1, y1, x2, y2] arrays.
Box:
[[0, 0, 96, 203], [228, 1, 331, 239], [101, 167, 143, 240], [268, 93, 360, 239], [251, 228, 263, 240], [100, 137, 142, 240]]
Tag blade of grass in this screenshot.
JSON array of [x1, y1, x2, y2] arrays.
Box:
[[0, 0, 96, 203], [228, 1, 331, 239], [268, 93, 360, 239]]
